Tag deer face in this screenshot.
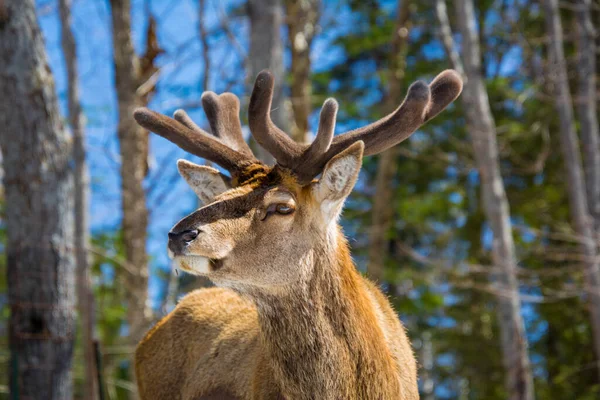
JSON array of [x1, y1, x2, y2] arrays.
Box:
[[134, 69, 461, 293], [168, 141, 363, 292]]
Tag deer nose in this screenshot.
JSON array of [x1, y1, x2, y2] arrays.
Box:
[[168, 229, 199, 255], [168, 229, 199, 243]]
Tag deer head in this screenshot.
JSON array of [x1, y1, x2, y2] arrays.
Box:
[[134, 70, 462, 294]]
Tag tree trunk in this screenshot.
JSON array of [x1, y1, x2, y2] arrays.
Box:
[[451, 1, 535, 398], [420, 331, 435, 400], [574, 0, 600, 233], [247, 0, 289, 162], [542, 0, 600, 379], [109, 0, 151, 348], [0, 1, 75, 398], [367, 0, 411, 284], [199, 0, 210, 92], [285, 0, 319, 143], [58, 0, 98, 398]]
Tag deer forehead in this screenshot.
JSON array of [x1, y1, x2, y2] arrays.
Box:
[[217, 167, 310, 206]]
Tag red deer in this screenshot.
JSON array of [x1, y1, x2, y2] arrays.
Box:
[[133, 69, 462, 399]]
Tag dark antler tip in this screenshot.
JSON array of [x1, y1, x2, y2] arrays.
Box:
[[406, 81, 431, 103], [201, 92, 219, 110], [432, 69, 464, 96], [173, 109, 186, 118], [257, 69, 272, 78], [255, 70, 274, 87], [201, 91, 218, 101], [133, 107, 152, 122], [438, 69, 463, 84], [322, 98, 339, 112]]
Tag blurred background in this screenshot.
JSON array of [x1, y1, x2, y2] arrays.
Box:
[[0, 0, 599, 399]]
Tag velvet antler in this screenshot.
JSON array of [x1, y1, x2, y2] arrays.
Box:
[[133, 93, 257, 176], [248, 70, 338, 175], [248, 69, 463, 183], [199, 92, 255, 158], [134, 70, 462, 185]]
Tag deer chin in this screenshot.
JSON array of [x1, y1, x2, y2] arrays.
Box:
[[174, 255, 209, 275], [174, 255, 226, 275]]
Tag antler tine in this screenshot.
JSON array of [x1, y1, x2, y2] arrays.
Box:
[[329, 69, 463, 156], [293, 98, 337, 180], [200, 92, 256, 159], [329, 79, 432, 156], [292, 70, 463, 183], [173, 109, 203, 133], [424, 70, 463, 121], [248, 70, 303, 167], [173, 94, 255, 159], [134, 107, 252, 175], [305, 98, 336, 157]]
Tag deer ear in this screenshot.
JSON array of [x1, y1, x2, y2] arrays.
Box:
[[177, 160, 231, 204], [313, 141, 364, 219]]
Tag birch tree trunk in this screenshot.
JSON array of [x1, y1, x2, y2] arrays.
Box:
[[542, 0, 600, 378], [248, 0, 289, 162], [420, 331, 435, 400], [450, 1, 535, 398], [0, 1, 75, 398], [199, 0, 210, 92], [367, 0, 411, 284], [109, 0, 151, 347], [574, 0, 600, 233], [58, 1, 98, 398], [285, 0, 319, 143]]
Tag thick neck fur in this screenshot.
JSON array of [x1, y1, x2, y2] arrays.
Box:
[[249, 226, 402, 400]]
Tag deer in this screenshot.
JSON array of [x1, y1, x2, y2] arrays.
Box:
[[132, 69, 462, 400]]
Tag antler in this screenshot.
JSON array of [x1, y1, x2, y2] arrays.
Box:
[[134, 70, 462, 185], [199, 92, 255, 158], [248, 69, 463, 183], [249, 71, 338, 173], [134, 93, 257, 176]]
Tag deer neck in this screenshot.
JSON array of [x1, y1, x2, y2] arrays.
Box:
[[249, 227, 401, 399]]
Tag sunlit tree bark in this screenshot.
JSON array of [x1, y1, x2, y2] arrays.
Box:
[[58, 0, 97, 398], [247, 0, 289, 162], [109, 0, 161, 355], [368, 0, 412, 285], [285, 0, 319, 143], [0, 0, 75, 398], [574, 0, 600, 233], [444, 1, 535, 398], [542, 0, 600, 379]]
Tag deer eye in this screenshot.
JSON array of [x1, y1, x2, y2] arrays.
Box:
[[276, 204, 294, 215], [261, 203, 295, 220]]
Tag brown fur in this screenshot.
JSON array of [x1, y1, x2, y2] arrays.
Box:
[[136, 156, 418, 399], [136, 241, 417, 399]]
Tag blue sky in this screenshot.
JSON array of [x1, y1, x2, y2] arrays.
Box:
[[39, 0, 235, 306], [37, 0, 363, 307]]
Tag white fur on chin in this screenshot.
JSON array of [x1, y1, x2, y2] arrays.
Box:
[[174, 255, 210, 275]]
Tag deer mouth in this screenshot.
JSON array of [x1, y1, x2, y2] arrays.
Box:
[[209, 258, 225, 271], [175, 255, 210, 275], [174, 255, 226, 275]]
